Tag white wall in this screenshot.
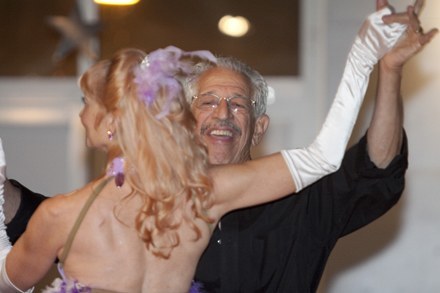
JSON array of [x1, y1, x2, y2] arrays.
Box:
[[0, 78, 87, 196]]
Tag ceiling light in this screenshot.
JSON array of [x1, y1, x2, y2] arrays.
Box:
[[218, 15, 250, 37], [94, 0, 140, 5]]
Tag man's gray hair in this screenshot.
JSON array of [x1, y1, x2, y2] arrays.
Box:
[[184, 56, 268, 117]]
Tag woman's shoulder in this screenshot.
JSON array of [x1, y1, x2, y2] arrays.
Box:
[[18, 183, 95, 249], [34, 181, 95, 223]]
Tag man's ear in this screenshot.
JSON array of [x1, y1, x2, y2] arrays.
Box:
[[251, 114, 270, 146]]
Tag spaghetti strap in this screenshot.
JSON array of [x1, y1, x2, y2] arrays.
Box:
[[59, 177, 112, 264]]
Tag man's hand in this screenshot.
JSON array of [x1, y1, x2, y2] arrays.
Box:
[[367, 0, 438, 168]]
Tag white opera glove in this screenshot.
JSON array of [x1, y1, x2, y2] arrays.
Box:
[[0, 138, 11, 256], [0, 139, 31, 293], [281, 7, 406, 192]]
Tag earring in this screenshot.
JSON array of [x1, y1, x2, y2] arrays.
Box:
[[107, 157, 125, 188], [107, 130, 113, 141]]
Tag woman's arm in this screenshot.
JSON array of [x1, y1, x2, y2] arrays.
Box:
[[5, 199, 62, 292]]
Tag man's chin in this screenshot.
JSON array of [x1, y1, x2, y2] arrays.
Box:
[[208, 151, 236, 165]]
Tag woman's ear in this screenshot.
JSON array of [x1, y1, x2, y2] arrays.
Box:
[[104, 112, 117, 140]]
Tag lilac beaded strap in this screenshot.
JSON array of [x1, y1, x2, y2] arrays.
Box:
[[43, 275, 204, 292], [42, 265, 91, 293]]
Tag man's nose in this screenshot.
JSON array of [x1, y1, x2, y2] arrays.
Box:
[[213, 98, 233, 119]]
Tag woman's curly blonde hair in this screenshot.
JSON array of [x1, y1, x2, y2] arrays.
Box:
[[79, 48, 214, 258]]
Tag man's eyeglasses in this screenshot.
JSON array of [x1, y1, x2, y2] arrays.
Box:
[[192, 93, 256, 114]]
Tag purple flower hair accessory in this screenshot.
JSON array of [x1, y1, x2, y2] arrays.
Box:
[[107, 157, 125, 188], [134, 46, 217, 118]]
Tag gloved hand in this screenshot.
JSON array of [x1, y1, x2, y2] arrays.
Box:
[[281, 6, 406, 192], [0, 138, 11, 254], [0, 138, 5, 201], [0, 139, 31, 292]]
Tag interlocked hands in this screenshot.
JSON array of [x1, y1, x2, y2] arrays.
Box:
[[380, 0, 438, 70]]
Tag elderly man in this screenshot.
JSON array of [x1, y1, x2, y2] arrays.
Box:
[[183, 1, 434, 292], [3, 0, 437, 292]]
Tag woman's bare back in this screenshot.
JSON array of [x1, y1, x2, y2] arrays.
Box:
[[47, 178, 213, 292]]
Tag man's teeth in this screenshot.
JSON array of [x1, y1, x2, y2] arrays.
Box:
[[210, 129, 233, 137]]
